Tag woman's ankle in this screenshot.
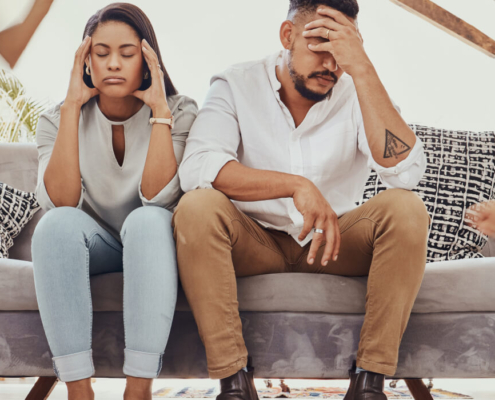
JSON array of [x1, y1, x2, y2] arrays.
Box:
[[66, 378, 94, 400], [124, 376, 153, 400]]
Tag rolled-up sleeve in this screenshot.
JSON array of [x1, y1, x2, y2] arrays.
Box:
[[139, 96, 198, 210], [35, 106, 85, 211], [353, 96, 426, 190], [179, 78, 240, 193]]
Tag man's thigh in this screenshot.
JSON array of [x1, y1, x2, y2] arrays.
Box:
[[230, 211, 290, 277], [295, 200, 379, 276]]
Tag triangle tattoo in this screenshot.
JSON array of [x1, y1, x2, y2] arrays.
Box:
[[383, 129, 411, 159]]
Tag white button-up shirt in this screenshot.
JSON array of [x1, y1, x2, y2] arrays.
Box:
[[179, 52, 426, 246]]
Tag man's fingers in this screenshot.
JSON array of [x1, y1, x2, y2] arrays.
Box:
[[308, 42, 334, 53], [320, 229, 335, 267], [299, 214, 315, 242], [316, 7, 356, 29], [332, 222, 341, 262], [302, 27, 339, 41], [307, 229, 325, 265], [304, 18, 341, 32]]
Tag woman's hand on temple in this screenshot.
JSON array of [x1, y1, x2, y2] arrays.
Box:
[[132, 39, 170, 117], [65, 36, 100, 109]]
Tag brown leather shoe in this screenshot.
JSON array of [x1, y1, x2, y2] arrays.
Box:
[[216, 365, 259, 400], [343, 361, 357, 400], [353, 371, 387, 400]]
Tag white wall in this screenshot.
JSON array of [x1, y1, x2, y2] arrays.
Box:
[[2, 0, 494, 131]]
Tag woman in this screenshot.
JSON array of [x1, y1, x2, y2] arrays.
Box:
[[31, 3, 197, 400]]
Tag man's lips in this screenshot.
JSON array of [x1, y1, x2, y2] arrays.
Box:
[[315, 75, 334, 84]]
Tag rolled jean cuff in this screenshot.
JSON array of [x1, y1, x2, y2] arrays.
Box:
[[52, 350, 94, 382], [123, 348, 163, 379]]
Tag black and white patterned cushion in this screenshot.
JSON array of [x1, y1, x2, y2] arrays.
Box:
[[0, 183, 41, 258], [361, 125, 495, 263]]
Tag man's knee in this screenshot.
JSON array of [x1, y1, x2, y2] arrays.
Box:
[[373, 189, 430, 230], [173, 189, 232, 231]]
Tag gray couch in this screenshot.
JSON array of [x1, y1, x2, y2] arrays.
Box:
[[1, 143, 495, 399]]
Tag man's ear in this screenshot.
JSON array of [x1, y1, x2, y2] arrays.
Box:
[[280, 20, 294, 50]]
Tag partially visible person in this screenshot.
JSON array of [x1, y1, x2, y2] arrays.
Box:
[[0, 0, 54, 69], [467, 201, 495, 237], [31, 3, 197, 400]]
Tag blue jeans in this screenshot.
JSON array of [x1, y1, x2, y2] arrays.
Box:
[[31, 206, 178, 382]]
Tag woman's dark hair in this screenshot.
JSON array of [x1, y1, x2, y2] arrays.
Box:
[[82, 2, 178, 95]]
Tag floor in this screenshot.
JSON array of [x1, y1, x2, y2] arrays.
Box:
[[1, 378, 495, 399]]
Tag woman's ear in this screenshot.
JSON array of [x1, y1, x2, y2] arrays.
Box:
[[280, 21, 294, 50]]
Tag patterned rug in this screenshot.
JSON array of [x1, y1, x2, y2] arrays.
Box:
[[152, 386, 472, 399]]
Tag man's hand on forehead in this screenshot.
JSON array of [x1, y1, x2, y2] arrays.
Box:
[[303, 7, 360, 42], [302, 6, 369, 77]]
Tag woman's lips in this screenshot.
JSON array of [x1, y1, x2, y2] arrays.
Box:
[[103, 77, 126, 84]]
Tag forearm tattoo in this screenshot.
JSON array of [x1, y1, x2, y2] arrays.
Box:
[[383, 129, 411, 159]]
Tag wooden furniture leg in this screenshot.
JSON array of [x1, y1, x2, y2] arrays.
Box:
[[25, 377, 58, 400], [404, 379, 434, 400]]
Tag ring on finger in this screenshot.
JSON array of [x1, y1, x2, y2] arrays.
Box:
[[315, 228, 325, 234], [326, 29, 331, 40]]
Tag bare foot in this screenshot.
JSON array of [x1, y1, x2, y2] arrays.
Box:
[[124, 376, 153, 400], [66, 378, 94, 400]]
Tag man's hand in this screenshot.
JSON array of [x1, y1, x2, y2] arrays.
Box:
[[303, 7, 371, 77], [293, 179, 341, 266], [466, 201, 495, 237]]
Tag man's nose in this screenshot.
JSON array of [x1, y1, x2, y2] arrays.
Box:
[[323, 55, 338, 72]]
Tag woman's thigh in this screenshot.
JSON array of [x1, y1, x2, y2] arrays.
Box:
[[32, 207, 123, 276]]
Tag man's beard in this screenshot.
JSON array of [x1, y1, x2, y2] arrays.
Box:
[[288, 51, 338, 102]]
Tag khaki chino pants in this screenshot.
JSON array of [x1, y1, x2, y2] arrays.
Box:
[[172, 188, 430, 379]]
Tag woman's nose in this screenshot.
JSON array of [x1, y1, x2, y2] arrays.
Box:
[[107, 54, 121, 70]]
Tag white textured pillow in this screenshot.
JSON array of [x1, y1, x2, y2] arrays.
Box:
[[361, 125, 495, 263], [0, 183, 41, 258]]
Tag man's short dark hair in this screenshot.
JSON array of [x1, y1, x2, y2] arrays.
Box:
[[288, 0, 359, 20]]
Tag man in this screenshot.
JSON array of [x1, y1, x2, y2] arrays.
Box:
[[174, 1, 430, 399]]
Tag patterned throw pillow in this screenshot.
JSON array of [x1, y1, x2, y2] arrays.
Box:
[[0, 183, 41, 258], [361, 125, 495, 263]]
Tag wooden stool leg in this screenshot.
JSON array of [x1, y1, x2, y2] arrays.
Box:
[[404, 379, 434, 400], [25, 377, 58, 400]]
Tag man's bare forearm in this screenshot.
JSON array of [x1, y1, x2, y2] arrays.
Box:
[[213, 160, 306, 202], [43, 102, 83, 208], [352, 64, 417, 168]]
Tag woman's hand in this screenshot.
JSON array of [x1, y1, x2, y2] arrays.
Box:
[[65, 36, 99, 109], [466, 201, 495, 237], [132, 39, 170, 116]]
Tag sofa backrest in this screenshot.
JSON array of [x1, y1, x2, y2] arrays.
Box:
[[0, 142, 494, 261]]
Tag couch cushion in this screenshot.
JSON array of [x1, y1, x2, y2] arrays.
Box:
[[2, 257, 495, 314]]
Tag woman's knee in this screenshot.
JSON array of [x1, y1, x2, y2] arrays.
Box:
[[32, 207, 92, 246], [120, 206, 173, 241]]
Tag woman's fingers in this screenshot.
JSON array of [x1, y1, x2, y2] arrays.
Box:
[[75, 36, 91, 69]]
